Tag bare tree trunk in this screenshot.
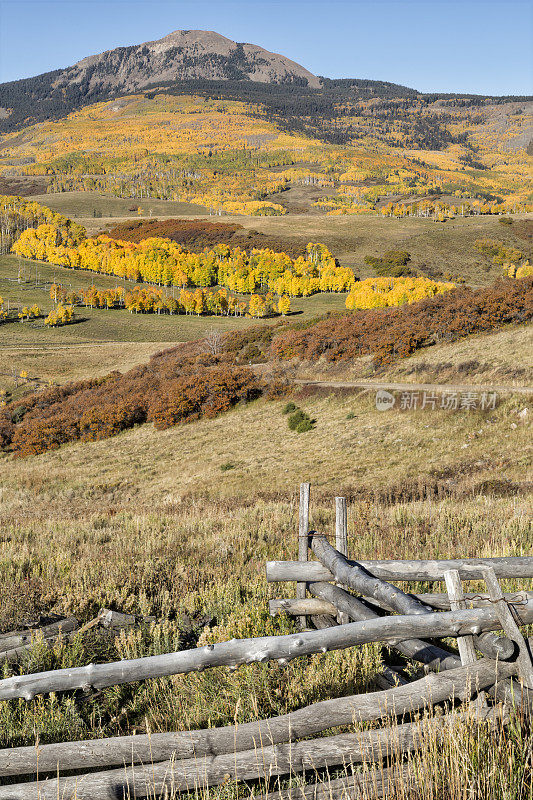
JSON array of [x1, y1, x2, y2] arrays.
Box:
[[270, 592, 533, 615], [271, 592, 533, 615], [310, 534, 434, 616], [269, 599, 337, 617]]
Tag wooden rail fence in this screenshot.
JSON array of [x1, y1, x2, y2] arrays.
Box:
[[0, 484, 531, 799]]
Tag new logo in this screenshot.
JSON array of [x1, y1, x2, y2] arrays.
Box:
[[375, 389, 395, 411]]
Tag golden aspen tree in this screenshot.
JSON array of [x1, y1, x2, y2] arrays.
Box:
[[278, 295, 291, 315]]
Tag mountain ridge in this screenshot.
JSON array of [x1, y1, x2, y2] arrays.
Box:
[[0, 29, 325, 132], [0, 29, 531, 137], [59, 29, 322, 90]]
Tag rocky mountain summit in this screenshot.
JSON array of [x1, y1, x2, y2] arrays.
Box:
[[54, 29, 321, 92]]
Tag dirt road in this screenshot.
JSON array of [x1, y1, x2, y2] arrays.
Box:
[[293, 379, 533, 396]]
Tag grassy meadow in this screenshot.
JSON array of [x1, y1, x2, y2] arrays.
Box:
[[28, 190, 208, 219], [0, 250, 347, 395], [28, 189, 531, 284], [240, 211, 533, 285], [383, 325, 533, 387]]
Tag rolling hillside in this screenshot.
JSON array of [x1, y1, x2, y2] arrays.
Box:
[[1, 91, 531, 219]]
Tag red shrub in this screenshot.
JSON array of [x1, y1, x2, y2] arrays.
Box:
[[148, 366, 261, 429], [270, 278, 533, 365], [5, 353, 262, 457]]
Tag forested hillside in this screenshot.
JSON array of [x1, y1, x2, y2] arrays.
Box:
[[0, 29, 530, 222], [1, 92, 531, 218]]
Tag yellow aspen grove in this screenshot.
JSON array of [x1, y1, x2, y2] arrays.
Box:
[[345, 276, 455, 310], [248, 294, 266, 317], [44, 304, 74, 327], [278, 295, 291, 315], [12, 220, 355, 299]]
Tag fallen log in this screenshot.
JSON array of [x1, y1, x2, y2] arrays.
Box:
[[375, 664, 408, 690], [308, 581, 462, 672], [310, 614, 338, 630], [266, 556, 533, 583], [0, 610, 139, 665], [270, 599, 338, 617], [0, 705, 509, 799], [0, 659, 514, 777], [389, 590, 533, 612], [271, 592, 533, 615], [99, 609, 136, 631], [0, 619, 81, 665], [0, 618, 78, 655]]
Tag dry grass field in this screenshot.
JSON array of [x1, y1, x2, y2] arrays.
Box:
[[0, 341, 175, 389], [383, 325, 533, 386], [291, 325, 533, 388], [28, 190, 208, 219], [3, 387, 531, 512]]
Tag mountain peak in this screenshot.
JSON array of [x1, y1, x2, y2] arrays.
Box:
[[64, 28, 321, 91]]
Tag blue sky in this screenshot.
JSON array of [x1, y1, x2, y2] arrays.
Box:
[[0, 0, 532, 95]]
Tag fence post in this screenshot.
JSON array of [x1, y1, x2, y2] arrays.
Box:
[[297, 483, 310, 628], [481, 566, 533, 690], [444, 568, 487, 710], [335, 497, 349, 624], [443, 570, 477, 666]]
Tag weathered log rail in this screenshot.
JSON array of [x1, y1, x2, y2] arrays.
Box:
[[0, 602, 531, 702], [266, 556, 533, 583], [0, 484, 531, 798], [0, 704, 512, 800], [0, 659, 515, 779], [269, 590, 533, 617]]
